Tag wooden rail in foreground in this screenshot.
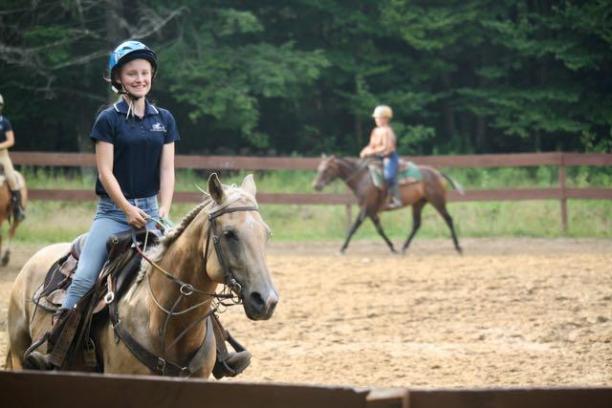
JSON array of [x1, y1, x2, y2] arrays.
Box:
[[0, 371, 611, 408], [11, 151, 612, 232]]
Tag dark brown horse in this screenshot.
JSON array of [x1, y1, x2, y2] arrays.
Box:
[[312, 155, 462, 254]]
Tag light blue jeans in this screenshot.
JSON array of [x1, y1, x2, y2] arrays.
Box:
[[62, 195, 159, 310]]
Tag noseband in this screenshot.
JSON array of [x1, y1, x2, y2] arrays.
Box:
[[205, 204, 260, 300]]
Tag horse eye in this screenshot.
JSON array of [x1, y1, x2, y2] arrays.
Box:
[[224, 230, 238, 241]]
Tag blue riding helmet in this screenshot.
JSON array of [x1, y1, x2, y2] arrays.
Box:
[[108, 40, 157, 93]]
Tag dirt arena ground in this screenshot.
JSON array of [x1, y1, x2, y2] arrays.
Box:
[[1, 238, 611, 388]]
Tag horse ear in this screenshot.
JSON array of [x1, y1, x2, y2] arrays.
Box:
[[208, 173, 225, 204], [241, 174, 257, 196]]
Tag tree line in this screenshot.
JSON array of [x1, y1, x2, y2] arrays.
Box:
[[1, 0, 611, 156]]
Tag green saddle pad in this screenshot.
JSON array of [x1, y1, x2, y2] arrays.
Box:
[[368, 160, 422, 189]]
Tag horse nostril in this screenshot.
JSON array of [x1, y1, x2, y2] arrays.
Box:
[[250, 292, 265, 309]]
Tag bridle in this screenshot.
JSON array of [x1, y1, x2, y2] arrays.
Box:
[[108, 201, 260, 376], [134, 202, 260, 311], [205, 204, 260, 297]]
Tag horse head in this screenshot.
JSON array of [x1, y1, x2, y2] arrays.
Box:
[[205, 174, 279, 320], [312, 154, 340, 191]]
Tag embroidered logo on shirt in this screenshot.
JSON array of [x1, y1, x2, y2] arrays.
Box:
[[151, 122, 166, 132]]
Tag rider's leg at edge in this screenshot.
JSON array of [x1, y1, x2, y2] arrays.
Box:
[[384, 152, 401, 208]]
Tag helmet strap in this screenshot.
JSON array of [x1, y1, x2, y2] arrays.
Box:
[[117, 87, 145, 119]]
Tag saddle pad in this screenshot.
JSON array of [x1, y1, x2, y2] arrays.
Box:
[[368, 160, 422, 189]]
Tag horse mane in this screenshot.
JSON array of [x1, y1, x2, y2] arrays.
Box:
[[159, 197, 212, 248], [340, 156, 361, 164], [333, 156, 368, 179]]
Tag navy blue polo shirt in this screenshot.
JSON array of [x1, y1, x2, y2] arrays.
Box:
[[91, 99, 180, 198], [0, 115, 13, 143]]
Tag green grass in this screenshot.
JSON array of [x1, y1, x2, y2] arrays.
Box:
[[6, 166, 611, 244]]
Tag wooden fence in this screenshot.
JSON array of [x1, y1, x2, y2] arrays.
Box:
[[1, 370, 611, 408], [11, 151, 612, 232]]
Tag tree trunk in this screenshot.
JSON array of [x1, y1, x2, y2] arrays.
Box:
[[476, 115, 487, 153], [354, 75, 364, 148], [106, 0, 127, 104], [441, 73, 457, 140]]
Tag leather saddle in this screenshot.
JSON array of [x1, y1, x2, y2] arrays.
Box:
[[29, 229, 160, 371], [34, 229, 159, 314]]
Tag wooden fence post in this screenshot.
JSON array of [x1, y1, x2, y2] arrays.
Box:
[[559, 153, 568, 233]]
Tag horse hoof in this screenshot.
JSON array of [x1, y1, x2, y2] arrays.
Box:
[[1, 254, 9, 266]]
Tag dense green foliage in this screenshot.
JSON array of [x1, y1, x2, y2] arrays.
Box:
[[1, 0, 611, 155]]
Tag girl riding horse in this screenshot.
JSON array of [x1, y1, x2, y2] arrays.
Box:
[[24, 41, 250, 377], [0, 93, 26, 221]]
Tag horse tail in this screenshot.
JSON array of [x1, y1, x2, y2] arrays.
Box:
[[441, 172, 464, 195]]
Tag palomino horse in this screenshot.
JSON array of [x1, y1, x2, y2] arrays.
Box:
[[312, 155, 462, 254], [0, 170, 27, 266], [7, 174, 278, 377]]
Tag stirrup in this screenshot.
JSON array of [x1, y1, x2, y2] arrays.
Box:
[[23, 333, 54, 370], [387, 197, 402, 208], [13, 207, 26, 221], [10, 195, 26, 221], [210, 314, 252, 379], [212, 350, 252, 379], [23, 350, 55, 371]]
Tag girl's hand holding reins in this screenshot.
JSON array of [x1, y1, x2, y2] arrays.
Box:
[[124, 204, 149, 229]]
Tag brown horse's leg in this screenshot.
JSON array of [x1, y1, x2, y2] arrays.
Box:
[[340, 208, 367, 254], [401, 199, 426, 254], [2, 220, 17, 266], [430, 199, 462, 254], [369, 214, 397, 253]]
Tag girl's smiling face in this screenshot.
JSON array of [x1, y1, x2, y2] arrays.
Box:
[[117, 59, 153, 97]]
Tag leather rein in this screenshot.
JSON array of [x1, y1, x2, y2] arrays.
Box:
[[107, 202, 259, 377]]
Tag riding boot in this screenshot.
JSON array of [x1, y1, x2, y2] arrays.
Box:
[[23, 308, 79, 370], [387, 184, 402, 208], [10, 189, 26, 221], [211, 314, 252, 379]]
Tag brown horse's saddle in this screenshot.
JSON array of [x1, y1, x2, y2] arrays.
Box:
[[34, 229, 159, 313], [368, 159, 423, 189]]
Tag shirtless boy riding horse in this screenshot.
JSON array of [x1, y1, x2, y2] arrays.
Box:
[[359, 105, 401, 208]]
